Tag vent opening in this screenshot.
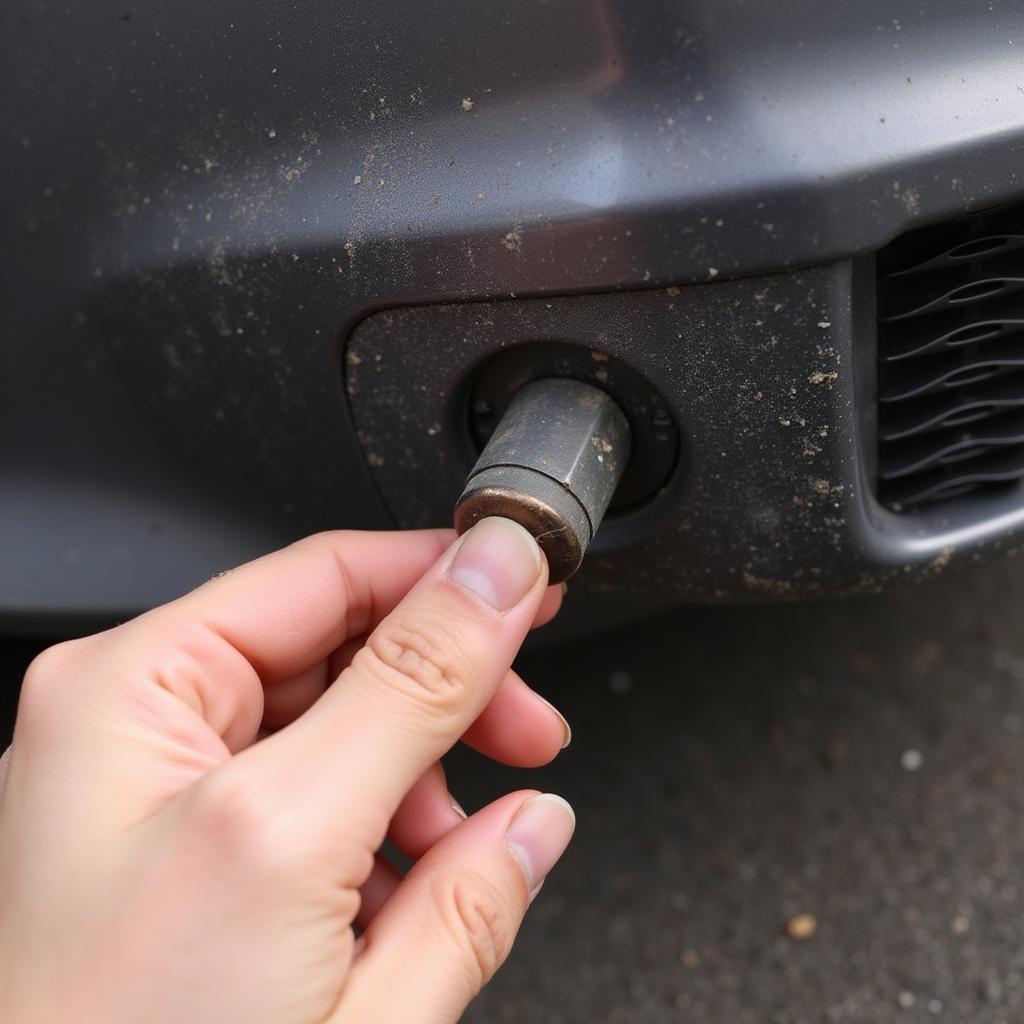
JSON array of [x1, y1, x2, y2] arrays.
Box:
[[877, 203, 1024, 511]]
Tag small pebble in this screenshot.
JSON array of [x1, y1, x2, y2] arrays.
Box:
[[679, 949, 700, 969], [898, 991, 915, 1009], [785, 913, 818, 941], [980, 972, 1004, 1004], [900, 748, 923, 772]]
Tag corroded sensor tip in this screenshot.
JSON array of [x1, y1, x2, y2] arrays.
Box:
[[454, 378, 631, 583]]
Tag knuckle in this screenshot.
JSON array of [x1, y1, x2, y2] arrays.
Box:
[[358, 618, 470, 719], [18, 639, 89, 721], [187, 769, 292, 875], [23, 639, 84, 689], [433, 870, 515, 992], [148, 621, 261, 721]]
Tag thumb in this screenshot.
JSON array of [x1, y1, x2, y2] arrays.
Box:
[[337, 790, 576, 1023]]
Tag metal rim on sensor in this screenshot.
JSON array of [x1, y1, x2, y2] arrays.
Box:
[[454, 378, 631, 582]]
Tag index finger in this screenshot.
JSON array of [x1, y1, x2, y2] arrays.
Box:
[[13, 529, 454, 778], [173, 528, 455, 684]]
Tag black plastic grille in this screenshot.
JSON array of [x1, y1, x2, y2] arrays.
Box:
[[877, 204, 1024, 511]]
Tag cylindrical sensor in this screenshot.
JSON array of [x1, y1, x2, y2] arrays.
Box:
[[454, 378, 631, 582]]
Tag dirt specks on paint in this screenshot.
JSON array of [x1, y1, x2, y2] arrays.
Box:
[[811, 478, 844, 497], [743, 572, 793, 596], [206, 242, 234, 287]]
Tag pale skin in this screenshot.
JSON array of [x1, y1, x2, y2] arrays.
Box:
[[0, 517, 576, 1023]]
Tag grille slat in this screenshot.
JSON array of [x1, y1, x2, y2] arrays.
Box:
[[879, 407, 1024, 480], [882, 272, 1024, 322], [880, 340, 1024, 402], [877, 203, 1024, 511], [882, 316, 1024, 363], [888, 234, 1024, 277], [878, 371, 1024, 442], [880, 446, 1024, 509]]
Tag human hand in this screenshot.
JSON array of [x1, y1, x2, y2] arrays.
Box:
[[0, 518, 575, 1023]]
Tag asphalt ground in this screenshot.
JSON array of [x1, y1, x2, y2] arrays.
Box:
[[3, 554, 1024, 1023]]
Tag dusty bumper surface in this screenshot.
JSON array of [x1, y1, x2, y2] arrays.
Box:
[[6, 0, 1024, 625]]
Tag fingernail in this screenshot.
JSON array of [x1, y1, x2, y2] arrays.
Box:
[[539, 695, 572, 749], [450, 794, 468, 819], [450, 517, 543, 611], [505, 793, 576, 895]]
